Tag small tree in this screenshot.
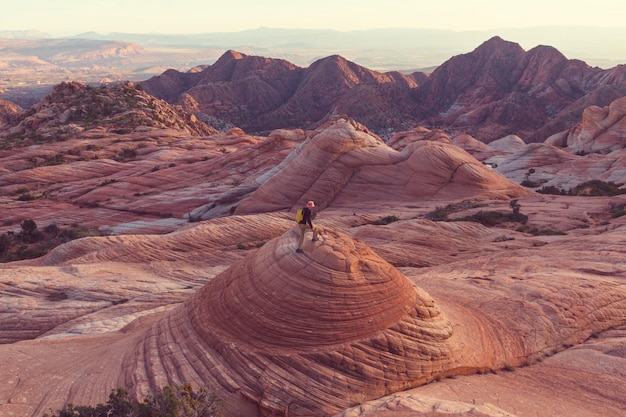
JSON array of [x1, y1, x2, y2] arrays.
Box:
[[21, 219, 37, 234], [19, 219, 44, 243], [0, 234, 11, 254], [509, 199, 528, 224]]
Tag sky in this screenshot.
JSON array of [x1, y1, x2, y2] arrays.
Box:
[[3, 0, 626, 35]]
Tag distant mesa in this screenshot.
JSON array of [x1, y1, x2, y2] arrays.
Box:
[[127, 227, 456, 416]]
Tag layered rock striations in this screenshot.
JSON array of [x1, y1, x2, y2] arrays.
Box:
[[2, 209, 625, 417], [390, 93, 626, 191], [555, 95, 626, 153], [233, 118, 526, 216], [128, 228, 456, 416]]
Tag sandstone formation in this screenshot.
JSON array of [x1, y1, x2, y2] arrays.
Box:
[[126, 228, 456, 416], [551, 95, 626, 153], [0, 88, 303, 234], [1, 195, 625, 417], [0, 98, 22, 127], [1, 67, 626, 417], [231, 118, 526, 217], [389, 94, 626, 191]]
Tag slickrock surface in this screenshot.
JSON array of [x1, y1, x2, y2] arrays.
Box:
[[1, 98, 626, 417], [2, 195, 625, 416], [234, 118, 526, 216], [128, 228, 455, 416], [391, 95, 626, 190]]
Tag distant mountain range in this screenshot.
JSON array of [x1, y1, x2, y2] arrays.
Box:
[[2, 26, 626, 71], [1, 30, 626, 143], [140, 37, 626, 142]]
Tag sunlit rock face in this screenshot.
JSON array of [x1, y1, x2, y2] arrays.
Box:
[[559, 95, 626, 153], [1, 199, 626, 417], [128, 228, 455, 416], [234, 118, 526, 216]]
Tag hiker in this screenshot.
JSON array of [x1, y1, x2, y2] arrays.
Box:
[[296, 200, 319, 253]]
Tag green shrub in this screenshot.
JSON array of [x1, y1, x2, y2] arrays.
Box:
[[0, 223, 105, 263], [536, 185, 568, 195], [44, 224, 60, 236], [0, 234, 11, 254], [18, 193, 37, 201], [539, 180, 625, 196], [609, 203, 626, 218], [372, 215, 399, 225], [465, 210, 507, 226], [571, 180, 625, 196], [426, 206, 449, 221], [516, 225, 567, 236], [470, 210, 528, 226], [520, 180, 542, 188], [100, 179, 117, 186], [43, 383, 224, 417]]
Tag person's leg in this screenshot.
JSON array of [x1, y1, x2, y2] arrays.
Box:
[[312, 226, 319, 241], [297, 224, 306, 251]]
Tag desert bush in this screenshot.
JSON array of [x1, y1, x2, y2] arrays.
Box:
[[17, 193, 36, 201], [0, 223, 105, 262], [536, 185, 568, 195], [0, 234, 11, 254], [100, 179, 117, 186], [43, 383, 224, 417], [20, 219, 37, 234], [516, 225, 567, 236], [426, 206, 450, 221], [44, 223, 61, 236], [19, 219, 42, 243], [466, 210, 506, 226], [609, 202, 626, 218], [570, 180, 625, 196], [539, 180, 625, 196], [426, 201, 485, 222], [116, 148, 138, 161], [372, 215, 399, 225], [520, 180, 542, 188]]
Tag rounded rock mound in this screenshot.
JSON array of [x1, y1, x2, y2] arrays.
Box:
[[127, 228, 455, 417]]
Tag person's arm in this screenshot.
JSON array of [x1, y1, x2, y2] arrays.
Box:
[[305, 208, 313, 227]]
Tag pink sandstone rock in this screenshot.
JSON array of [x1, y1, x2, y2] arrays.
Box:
[[234, 118, 526, 217]]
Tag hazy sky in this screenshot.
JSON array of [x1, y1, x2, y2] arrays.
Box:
[[3, 0, 626, 34]]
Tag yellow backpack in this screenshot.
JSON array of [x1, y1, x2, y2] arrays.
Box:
[[295, 208, 304, 223]]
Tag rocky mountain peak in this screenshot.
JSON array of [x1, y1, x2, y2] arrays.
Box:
[[0, 81, 217, 145], [217, 49, 247, 62], [0, 98, 22, 127]]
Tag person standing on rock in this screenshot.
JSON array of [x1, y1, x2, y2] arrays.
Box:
[[296, 200, 319, 253]]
